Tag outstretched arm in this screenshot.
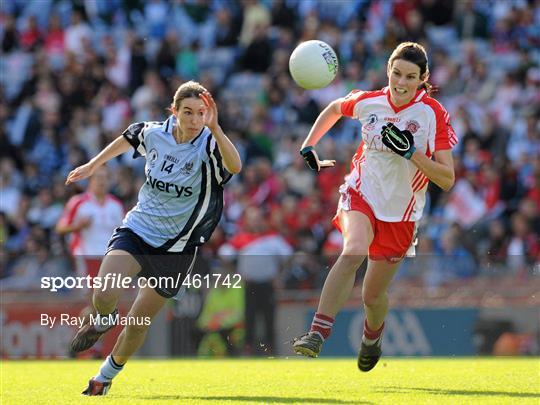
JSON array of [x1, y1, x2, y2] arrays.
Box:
[[301, 99, 343, 149], [299, 98, 343, 171], [65, 135, 131, 185]]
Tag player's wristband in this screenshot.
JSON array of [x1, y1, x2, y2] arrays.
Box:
[[403, 146, 416, 160], [299, 146, 320, 171], [300, 146, 314, 156]]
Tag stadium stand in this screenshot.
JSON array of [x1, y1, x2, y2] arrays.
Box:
[[1, 0, 538, 301]]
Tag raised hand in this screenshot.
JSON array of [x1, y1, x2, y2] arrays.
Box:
[[200, 91, 219, 132], [381, 122, 416, 160], [300, 146, 336, 172]]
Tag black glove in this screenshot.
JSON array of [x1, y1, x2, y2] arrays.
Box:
[[300, 146, 336, 172], [381, 122, 416, 160]]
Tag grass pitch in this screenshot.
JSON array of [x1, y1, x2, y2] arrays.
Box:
[[2, 358, 538, 404]]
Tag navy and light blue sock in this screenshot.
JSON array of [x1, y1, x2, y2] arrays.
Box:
[[94, 355, 124, 383]]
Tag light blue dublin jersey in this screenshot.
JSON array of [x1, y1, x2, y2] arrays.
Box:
[[121, 116, 231, 252]]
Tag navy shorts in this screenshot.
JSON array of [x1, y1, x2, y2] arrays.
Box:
[[106, 227, 197, 298]]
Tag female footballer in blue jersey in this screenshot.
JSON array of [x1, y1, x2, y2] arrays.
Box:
[[65, 81, 241, 396]]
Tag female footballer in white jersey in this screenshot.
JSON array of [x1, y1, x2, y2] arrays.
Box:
[[292, 42, 457, 371], [65, 81, 241, 395]]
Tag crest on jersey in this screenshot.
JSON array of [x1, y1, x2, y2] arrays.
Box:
[[406, 120, 420, 134], [364, 113, 378, 131], [179, 161, 194, 176], [148, 148, 159, 167]]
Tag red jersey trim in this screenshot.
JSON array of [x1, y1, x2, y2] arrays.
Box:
[[422, 97, 458, 151], [351, 141, 365, 190], [386, 88, 426, 113], [59, 193, 91, 226], [340, 89, 386, 117], [401, 170, 430, 221], [58, 193, 92, 255], [229, 231, 279, 250]]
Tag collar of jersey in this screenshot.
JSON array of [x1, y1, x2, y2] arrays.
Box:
[[163, 115, 206, 147], [384, 87, 426, 114], [85, 191, 107, 207]]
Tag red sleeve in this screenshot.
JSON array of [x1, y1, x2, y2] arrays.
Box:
[[340, 89, 388, 118], [426, 98, 458, 151], [340, 90, 364, 117], [57, 195, 85, 227], [229, 233, 257, 250]]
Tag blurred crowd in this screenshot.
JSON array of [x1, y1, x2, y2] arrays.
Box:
[[1, 0, 539, 292]]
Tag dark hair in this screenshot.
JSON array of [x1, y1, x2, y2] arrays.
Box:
[[171, 80, 206, 111], [388, 42, 435, 94]]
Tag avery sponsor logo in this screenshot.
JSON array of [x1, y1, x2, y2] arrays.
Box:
[[146, 174, 193, 197]]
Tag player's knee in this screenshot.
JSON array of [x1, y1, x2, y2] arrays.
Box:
[[362, 290, 387, 308], [341, 241, 368, 261]]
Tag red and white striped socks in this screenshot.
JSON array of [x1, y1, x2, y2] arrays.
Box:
[[310, 312, 335, 340], [362, 319, 384, 345]]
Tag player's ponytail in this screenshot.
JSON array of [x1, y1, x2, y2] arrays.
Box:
[[388, 42, 436, 95], [420, 81, 437, 95]]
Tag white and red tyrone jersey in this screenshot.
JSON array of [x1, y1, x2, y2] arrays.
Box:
[[58, 192, 124, 256], [340, 86, 458, 222]]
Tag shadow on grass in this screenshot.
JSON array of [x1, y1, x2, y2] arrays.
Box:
[[377, 386, 539, 399], [136, 395, 372, 404]]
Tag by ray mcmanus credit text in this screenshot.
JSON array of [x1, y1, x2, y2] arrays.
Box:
[[40, 313, 151, 329]]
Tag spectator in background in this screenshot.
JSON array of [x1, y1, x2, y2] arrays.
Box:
[[432, 224, 477, 283], [507, 212, 539, 276], [239, 0, 271, 47], [213, 7, 241, 48], [282, 155, 316, 197], [0, 158, 23, 220], [1, 238, 53, 290], [27, 187, 63, 230], [55, 165, 124, 357], [479, 219, 509, 275], [219, 206, 292, 355], [128, 36, 148, 94], [2, 14, 18, 53], [44, 14, 65, 58], [144, 0, 169, 40], [455, 0, 489, 39], [20, 15, 42, 51], [64, 10, 92, 59], [241, 24, 273, 73], [56, 165, 124, 278]]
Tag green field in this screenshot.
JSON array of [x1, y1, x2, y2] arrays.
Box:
[[2, 358, 539, 404]]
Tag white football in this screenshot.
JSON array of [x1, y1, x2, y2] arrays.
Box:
[[289, 40, 339, 90]]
